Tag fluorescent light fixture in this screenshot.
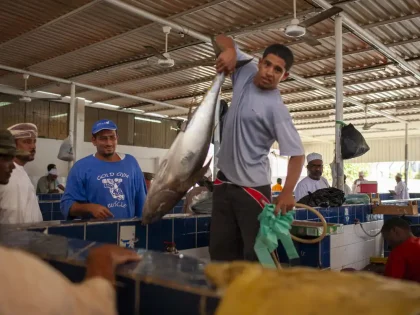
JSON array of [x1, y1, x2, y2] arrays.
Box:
[[50, 113, 67, 118], [175, 116, 187, 121], [36, 91, 61, 97], [0, 102, 11, 107], [126, 108, 144, 113], [94, 102, 120, 109], [135, 116, 161, 123], [144, 113, 168, 118]]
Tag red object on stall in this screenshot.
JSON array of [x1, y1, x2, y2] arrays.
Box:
[[357, 181, 378, 194]]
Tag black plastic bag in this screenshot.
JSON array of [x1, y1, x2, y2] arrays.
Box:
[[341, 123, 370, 160], [297, 188, 345, 208]]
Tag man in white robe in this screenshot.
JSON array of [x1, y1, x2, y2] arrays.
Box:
[[0, 123, 42, 224], [294, 153, 329, 202], [393, 173, 409, 200]]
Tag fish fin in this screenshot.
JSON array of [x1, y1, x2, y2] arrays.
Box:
[[179, 158, 212, 192]]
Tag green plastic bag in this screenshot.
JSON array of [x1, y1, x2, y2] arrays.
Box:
[[254, 204, 299, 268]]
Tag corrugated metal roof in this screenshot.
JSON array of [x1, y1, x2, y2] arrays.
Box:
[[1, 0, 420, 140]]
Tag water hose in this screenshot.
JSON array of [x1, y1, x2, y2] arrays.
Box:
[[256, 203, 327, 269]]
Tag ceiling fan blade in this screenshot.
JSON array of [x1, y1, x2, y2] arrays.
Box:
[[144, 46, 166, 59], [302, 33, 322, 46], [299, 6, 343, 28]]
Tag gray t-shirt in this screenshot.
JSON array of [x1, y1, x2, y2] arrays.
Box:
[[217, 46, 304, 187]]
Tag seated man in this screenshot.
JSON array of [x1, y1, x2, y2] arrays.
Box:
[[381, 217, 420, 283], [37, 164, 65, 193], [294, 153, 329, 202]]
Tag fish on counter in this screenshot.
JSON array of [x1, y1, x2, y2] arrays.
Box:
[[205, 261, 420, 315]]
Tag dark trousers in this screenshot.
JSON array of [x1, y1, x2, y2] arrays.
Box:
[[209, 171, 271, 262]]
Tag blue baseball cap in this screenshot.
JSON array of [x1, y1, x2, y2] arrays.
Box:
[[92, 119, 118, 135]]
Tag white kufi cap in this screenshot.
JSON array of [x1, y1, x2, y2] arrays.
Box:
[[307, 152, 322, 163]]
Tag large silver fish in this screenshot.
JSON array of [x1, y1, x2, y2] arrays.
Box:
[[141, 73, 226, 224]]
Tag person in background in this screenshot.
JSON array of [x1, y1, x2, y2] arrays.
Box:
[[36, 163, 65, 194], [0, 123, 42, 224], [343, 175, 352, 195], [0, 129, 141, 315], [392, 173, 409, 200], [0, 130, 17, 185], [143, 172, 154, 191], [294, 153, 329, 202], [61, 120, 147, 220], [352, 171, 367, 193], [381, 217, 420, 283], [210, 34, 305, 262], [272, 178, 283, 192]]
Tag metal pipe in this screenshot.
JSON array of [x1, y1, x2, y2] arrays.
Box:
[[0, 64, 188, 112], [405, 123, 408, 185], [106, 0, 407, 124], [104, 0, 211, 43], [69, 83, 76, 170], [313, 0, 420, 81], [335, 15, 344, 191]]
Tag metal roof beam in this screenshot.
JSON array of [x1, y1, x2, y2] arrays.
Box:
[[0, 64, 188, 112], [25, 9, 420, 92], [313, 0, 420, 81]]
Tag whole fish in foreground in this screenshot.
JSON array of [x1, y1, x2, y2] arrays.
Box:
[[141, 72, 226, 224]]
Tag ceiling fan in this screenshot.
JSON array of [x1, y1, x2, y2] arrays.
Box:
[[18, 74, 62, 103], [242, 0, 343, 46], [362, 106, 386, 131]]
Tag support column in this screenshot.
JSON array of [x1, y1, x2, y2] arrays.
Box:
[[68, 83, 76, 171], [405, 123, 409, 185], [335, 14, 344, 191], [213, 96, 221, 180], [73, 97, 85, 162]]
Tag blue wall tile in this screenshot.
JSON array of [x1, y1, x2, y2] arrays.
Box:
[[52, 211, 65, 221], [42, 212, 52, 221], [173, 206, 183, 214], [148, 219, 173, 251], [39, 203, 52, 213], [86, 223, 118, 244], [308, 209, 318, 219], [197, 232, 209, 248], [174, 217, 196, 236], [299, 243, 320, 268], [320, 235, 330, 254], [295, 210, 307, 220], [327, 217, 338, 224], [176, 199, 185, 208], [329, 207, 339, 217], [197, 217, 210, 232], [321, 251, 330, 269], [320, 209, 330, 218], [52, 202, 60, 212], [175, 233, 196, 250], [49, 225, 85, 240]]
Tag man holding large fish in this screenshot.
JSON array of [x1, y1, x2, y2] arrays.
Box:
[[209, 35, 305, 262]]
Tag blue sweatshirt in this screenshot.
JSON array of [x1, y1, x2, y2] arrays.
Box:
[[61, 153, 147, 219]]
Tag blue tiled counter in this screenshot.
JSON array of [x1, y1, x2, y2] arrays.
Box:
[[0, 227, 219, 315]]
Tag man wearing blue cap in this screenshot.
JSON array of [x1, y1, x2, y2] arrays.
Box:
[[61, 120, 147, 219]]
